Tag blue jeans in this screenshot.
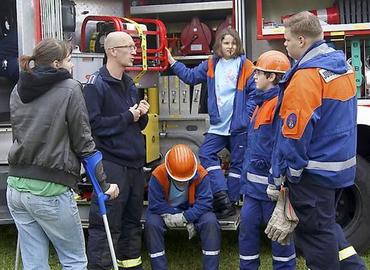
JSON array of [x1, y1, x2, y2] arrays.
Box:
[[7, 186, 87, 270]]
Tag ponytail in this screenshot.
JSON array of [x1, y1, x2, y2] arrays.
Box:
[[19, 38, 71, 72], [19, 55, 35, 72]]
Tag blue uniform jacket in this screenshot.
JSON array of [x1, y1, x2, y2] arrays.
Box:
[[271, 41, 357, 189], [241, 85, 280, 201], [83, 66, 148, 168], [147, 164, 213, 223], [171, 55, 256, 134]]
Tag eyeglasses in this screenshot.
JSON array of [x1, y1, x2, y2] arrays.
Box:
[[110, 45, 137, 51], [254, 69, 267, 75]]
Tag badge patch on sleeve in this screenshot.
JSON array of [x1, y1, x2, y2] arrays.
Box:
[[282, 110, 301, 138], [286, 113, 297, 129]]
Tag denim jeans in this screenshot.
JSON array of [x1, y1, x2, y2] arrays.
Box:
[[7, 186, 87, 270]]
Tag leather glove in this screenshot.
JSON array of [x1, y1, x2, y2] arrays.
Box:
[[266, 184, 280, 201], [264, 187, 299, 245], [161, 214, 172, 227], [186, 223, 196, 240], [161, 213, 186, 228]]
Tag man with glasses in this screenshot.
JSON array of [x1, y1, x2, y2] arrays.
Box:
[[84, 31, 149, 270]]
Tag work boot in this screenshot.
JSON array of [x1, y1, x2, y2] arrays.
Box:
[[213, 191, 236, 219]]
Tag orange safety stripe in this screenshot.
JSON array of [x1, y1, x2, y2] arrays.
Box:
[[254, 96, 278, 129], [188, 165, 207, 205], [322, 71, 356, 101], [152, 164, 207, 205], [237, 59, 254, 91], [207, 57, 215, 78], [280, 69, 322, 139], [280, 68, 356, 140], [251, 106, 259, 123], [152, 164, 170, 199]]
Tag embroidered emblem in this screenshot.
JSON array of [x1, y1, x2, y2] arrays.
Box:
[[86, 74, 96, 84], [286, 113, 297, 129], [319, 68, 353, 83]]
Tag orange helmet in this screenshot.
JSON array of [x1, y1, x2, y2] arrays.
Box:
[[165, 144, 197, 182], [254, 50, 291, 74]]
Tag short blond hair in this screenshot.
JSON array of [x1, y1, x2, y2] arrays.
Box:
[[283, 11, 323, 39]]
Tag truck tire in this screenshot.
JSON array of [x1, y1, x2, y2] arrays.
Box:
[[336, 155, 370, 253]]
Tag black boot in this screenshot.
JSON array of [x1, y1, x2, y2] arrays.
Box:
[[213, 191, 236, 219]]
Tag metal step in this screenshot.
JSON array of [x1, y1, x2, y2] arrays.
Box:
[[78, 202, 240, 231]]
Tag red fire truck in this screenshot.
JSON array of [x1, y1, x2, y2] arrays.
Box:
[[0, 0, 370, 254]]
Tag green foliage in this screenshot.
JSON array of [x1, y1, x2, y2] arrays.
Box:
[[1, 225, 370, 270]]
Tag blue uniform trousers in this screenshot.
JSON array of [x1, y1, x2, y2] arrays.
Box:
[[239, 195, 296, 270], [144, 211, 221, 270], [87, 160, 145, 270], [198, 132, 247, 202], [287, 176, 367, 270]]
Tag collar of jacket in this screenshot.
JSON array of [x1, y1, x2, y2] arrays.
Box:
[[254, 84, 280, 106], [210, 54, 246, 71], [17, 66, 72, 103], [281, 40, 347, 84], [153, 164, 205, 206], [99, 65, 135, 87], [210, 54, 251, 92]]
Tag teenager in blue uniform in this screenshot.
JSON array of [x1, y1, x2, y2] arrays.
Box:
[[271, 12, 367, 270], [167, 28, 256, 218], [239, 50, 296, 270], [144, 144, 221, 270]]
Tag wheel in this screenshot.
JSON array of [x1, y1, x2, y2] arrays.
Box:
[[336, 155, 370, 253]]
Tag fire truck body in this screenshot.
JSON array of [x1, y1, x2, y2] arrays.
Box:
[[0, 0, 370, 253]]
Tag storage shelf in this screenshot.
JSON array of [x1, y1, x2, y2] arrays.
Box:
[[129, 1, 232, 63], [256, 0, 370, 40], [260, 23, 370, 40], [159, 114, 209, 121], [174, 55, 211, 61], [131, 1, 233, 22], [131, 1, 232, 15]]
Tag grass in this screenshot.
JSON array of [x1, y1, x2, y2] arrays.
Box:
[[1, 224, 370, 269]]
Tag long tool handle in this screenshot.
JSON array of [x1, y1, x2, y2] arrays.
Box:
[[103, 214, 118, 270], [15, 234, 20, 270], [82, 151, 118, 269]]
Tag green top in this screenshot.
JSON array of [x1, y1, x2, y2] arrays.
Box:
[[7, 176, 68, 196]]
